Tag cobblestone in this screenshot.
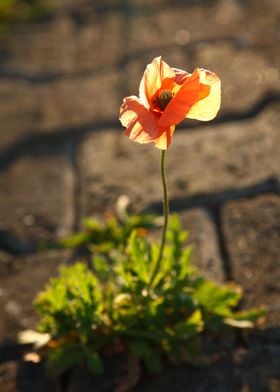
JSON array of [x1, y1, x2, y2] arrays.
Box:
[[222, 194, 280, 327], [0, 144, 75, 247], [0, 14, 123, 75], [0, 250, 73, 340], [180, 209, 224, 282]]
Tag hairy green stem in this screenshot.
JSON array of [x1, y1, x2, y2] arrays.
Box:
[[149, 149, 169, 289]]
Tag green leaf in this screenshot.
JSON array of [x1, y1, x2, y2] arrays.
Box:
[[228, 307, 267, 324], [193, 280, 241, 316], [129, 340, 162, 372], [34, 263, 102, 336], [59, 232, 91, 248], [174, 310, 204, 339], [92, 255, 110, 280], [83, 217, 102, 230], [46, 344, 84, 376], [85, 351, 104, 374], [144, 349, 162, 372], [129, 340, 151, 358]]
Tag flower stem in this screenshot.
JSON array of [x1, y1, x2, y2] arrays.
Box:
[[149, 149, 169, 289]]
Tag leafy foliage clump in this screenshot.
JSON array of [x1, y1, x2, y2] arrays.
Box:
[[34, 215, 265, 376]]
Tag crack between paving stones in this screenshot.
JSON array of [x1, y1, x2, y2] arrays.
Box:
[[210, 207, 233, 281], [0, 230, 36, 255], [68, 142, 82, 233], [62, 0, 221, 21], [145, 178, 280, 214]]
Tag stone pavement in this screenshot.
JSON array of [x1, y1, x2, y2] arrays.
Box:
[[0, 0, 279, 391]]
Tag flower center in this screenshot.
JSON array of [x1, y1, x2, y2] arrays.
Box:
[[154, 90, 173, 111]]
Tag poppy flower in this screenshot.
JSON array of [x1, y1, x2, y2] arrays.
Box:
[[119, 56, 221, 150]]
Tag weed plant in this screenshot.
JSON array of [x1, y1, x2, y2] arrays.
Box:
[[34, 215, 265, 376]]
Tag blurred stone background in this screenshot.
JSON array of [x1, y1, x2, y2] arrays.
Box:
[[0, 0, 279, 391]]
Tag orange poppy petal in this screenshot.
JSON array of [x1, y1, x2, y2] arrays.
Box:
[[139, 56, 175, 107], [154, 126, 175, 150], [186, 68, 221, 121], [158, 69, 201, 128], [119, 96, 160, 144]]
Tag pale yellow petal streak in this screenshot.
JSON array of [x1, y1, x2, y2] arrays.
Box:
[[186, 68, 221, 121]]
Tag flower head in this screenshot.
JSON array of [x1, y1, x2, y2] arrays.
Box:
[[119, 56, 221, 149]]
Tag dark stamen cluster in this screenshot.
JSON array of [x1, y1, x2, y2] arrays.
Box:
[[154, 90, 173, 111]]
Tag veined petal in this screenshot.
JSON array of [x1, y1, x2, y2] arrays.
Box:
[[173, 67, 191, 85], [158, 69, 201, 128], [186, 68, 221, 121], [139, 56, 175, 107], [119, 96, 161, 144], [154, 125, 175, 150]]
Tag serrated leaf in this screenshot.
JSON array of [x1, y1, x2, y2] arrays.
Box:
[[194, 280, 241, 316]]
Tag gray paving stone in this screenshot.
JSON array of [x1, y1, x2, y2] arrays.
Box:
[[0, 250, 73, 341], [38, 73, 119, 130], [0, 13, 123, 74], [222, 194, 280, 327], [78, 104, 279, 218], [111, 0, 279, 60], [0, 13, 122, 151], [180, 209, 224, 282], [0, 144, 75, 247], [0, 80, 43, 150], [0, 72, 119, 150]]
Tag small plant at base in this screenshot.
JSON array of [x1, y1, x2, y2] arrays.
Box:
[[33, 216, 266, 377]]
